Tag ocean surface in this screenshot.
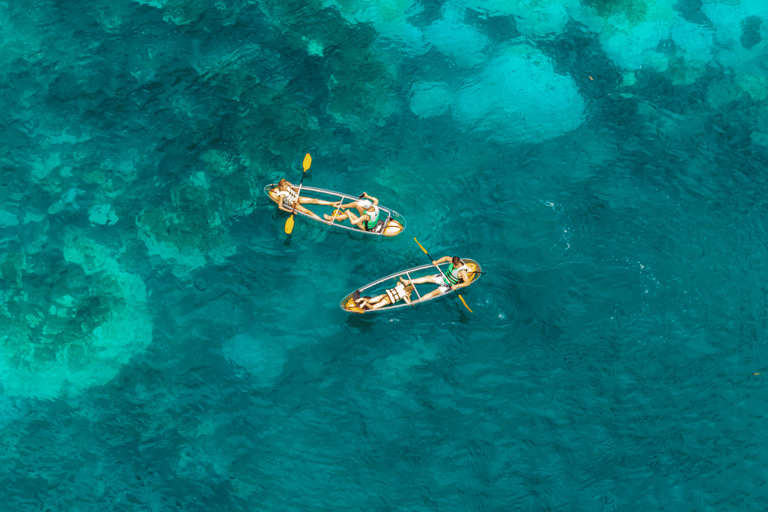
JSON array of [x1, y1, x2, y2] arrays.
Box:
[[2, 0, 768, 510]]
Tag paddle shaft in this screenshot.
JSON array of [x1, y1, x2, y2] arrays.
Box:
[[289, 173, 307, 215], [405, 271, 422, 301], [414, 238, 473, 313], [284, 153, 312, 234], [430, 255, 450, 282], [327, 198, 344, 225]]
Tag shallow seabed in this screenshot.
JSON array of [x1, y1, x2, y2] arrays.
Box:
[[2, 0, 768, 510]]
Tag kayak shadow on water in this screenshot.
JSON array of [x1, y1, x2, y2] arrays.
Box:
[[345, 314, 375, 331]]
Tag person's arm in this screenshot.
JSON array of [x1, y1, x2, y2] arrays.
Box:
[[451, 270, 472, 291], [432, 256, 451, 266], [403, 294, 412, 304], [361, 192, 379, 206], [277, 195, 287, 212]]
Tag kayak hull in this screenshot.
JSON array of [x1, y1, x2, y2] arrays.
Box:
[[340, 259, 483, 314], [264, 184, 405, 237]]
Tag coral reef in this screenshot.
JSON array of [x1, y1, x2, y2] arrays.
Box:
[[0, 230, 152, 399], [137, 172, 236, 276]]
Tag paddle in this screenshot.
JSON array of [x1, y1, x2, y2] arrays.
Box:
[[284, 153, 312, 234], [414, 238, 473, 313]]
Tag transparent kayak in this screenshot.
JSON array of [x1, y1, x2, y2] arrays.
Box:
[[264, 184, 405, 237], [340, 259, 483, 314]]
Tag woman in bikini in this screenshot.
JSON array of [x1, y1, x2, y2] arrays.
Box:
[[354, 277, 416, 311], [273, 179, 340, 221]]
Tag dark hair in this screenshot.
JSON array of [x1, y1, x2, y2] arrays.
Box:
[[452, 256, 462, 266]]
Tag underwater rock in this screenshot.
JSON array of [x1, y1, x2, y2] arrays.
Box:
[[133, 0, 205, 25], [0, 210, 18, 228], [464, 0, 577, 37], [137, 172, 235, 276], [596, 0, 677, 71], [423, 2, 489, 68], [374, 337, 439, 382], [740, 15, 763, 49], [668, 16, 714, 84], [222, 333, 287, 388], [0, 231, 152, 399], [88, 204, 119, 225], [202, 150, 237, 177], [409, 81, 452, 118], [751, 131, 768, 146], [706, 72, 768, 109], [326, 45, 399, 131], [453, 44, 585, 144], [323, 0, 426, 53]]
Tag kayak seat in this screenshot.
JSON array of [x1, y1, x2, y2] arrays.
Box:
[[371, 215, 390, 234]]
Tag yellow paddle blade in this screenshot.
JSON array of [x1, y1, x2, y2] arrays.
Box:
[[459, 294, 473, 313], [285, 214, 295, 234], [303, 153, 312, 172], [414, 237, 428, 254]]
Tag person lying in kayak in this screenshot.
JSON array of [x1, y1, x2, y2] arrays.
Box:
[[404, 256, 471, 300], [323, 192, 381, 231], [353, 277, 416, 310], [274, 179, 341, 221]]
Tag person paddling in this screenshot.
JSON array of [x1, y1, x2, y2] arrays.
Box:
[[324, 192, 382, 231], [404, 256, 471, 300], [274, 178, 340, 221], [354, 277, 415, 311]]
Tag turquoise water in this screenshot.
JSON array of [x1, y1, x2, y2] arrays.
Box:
[[3, 0, 768, 509]]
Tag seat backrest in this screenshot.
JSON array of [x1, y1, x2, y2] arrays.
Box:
[[372, 215, 390, 233]]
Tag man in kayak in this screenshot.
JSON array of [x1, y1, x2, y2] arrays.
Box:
[[354, 277, 416, 311], [404, 256, 471, 300], [274, 179, 341, 221], [323, 192, 382, 231]]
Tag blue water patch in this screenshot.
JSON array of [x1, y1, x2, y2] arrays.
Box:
[[2, 0, 768, 509]]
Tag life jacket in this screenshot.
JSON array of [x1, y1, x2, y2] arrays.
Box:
[[385, 283, 409, 304], [443, 262, 469, 286], [275, 187, 299, 205], [358, 199, 380, 230]]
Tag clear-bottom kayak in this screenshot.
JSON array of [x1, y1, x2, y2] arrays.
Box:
[[340, 259, 483, 314], [264, 184, 405, 237]]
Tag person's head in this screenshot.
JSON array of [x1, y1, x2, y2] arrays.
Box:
[[278, 179, 288, 190], [452, 256, 463, 267]]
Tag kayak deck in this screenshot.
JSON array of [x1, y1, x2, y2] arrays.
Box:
[[340, 259, 483, 314], [264, 184, 405, 237]]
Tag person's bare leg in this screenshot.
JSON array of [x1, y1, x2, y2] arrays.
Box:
[[324, 211, 350, 221], [420, 288, 444, 301], [356, 293, 385, 308], [293, 203, 323, 221], [405, 275, 437, 285], [344, 210, 367, 229], [300, 198, 342, 207], [370, 297, 394, 310]]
